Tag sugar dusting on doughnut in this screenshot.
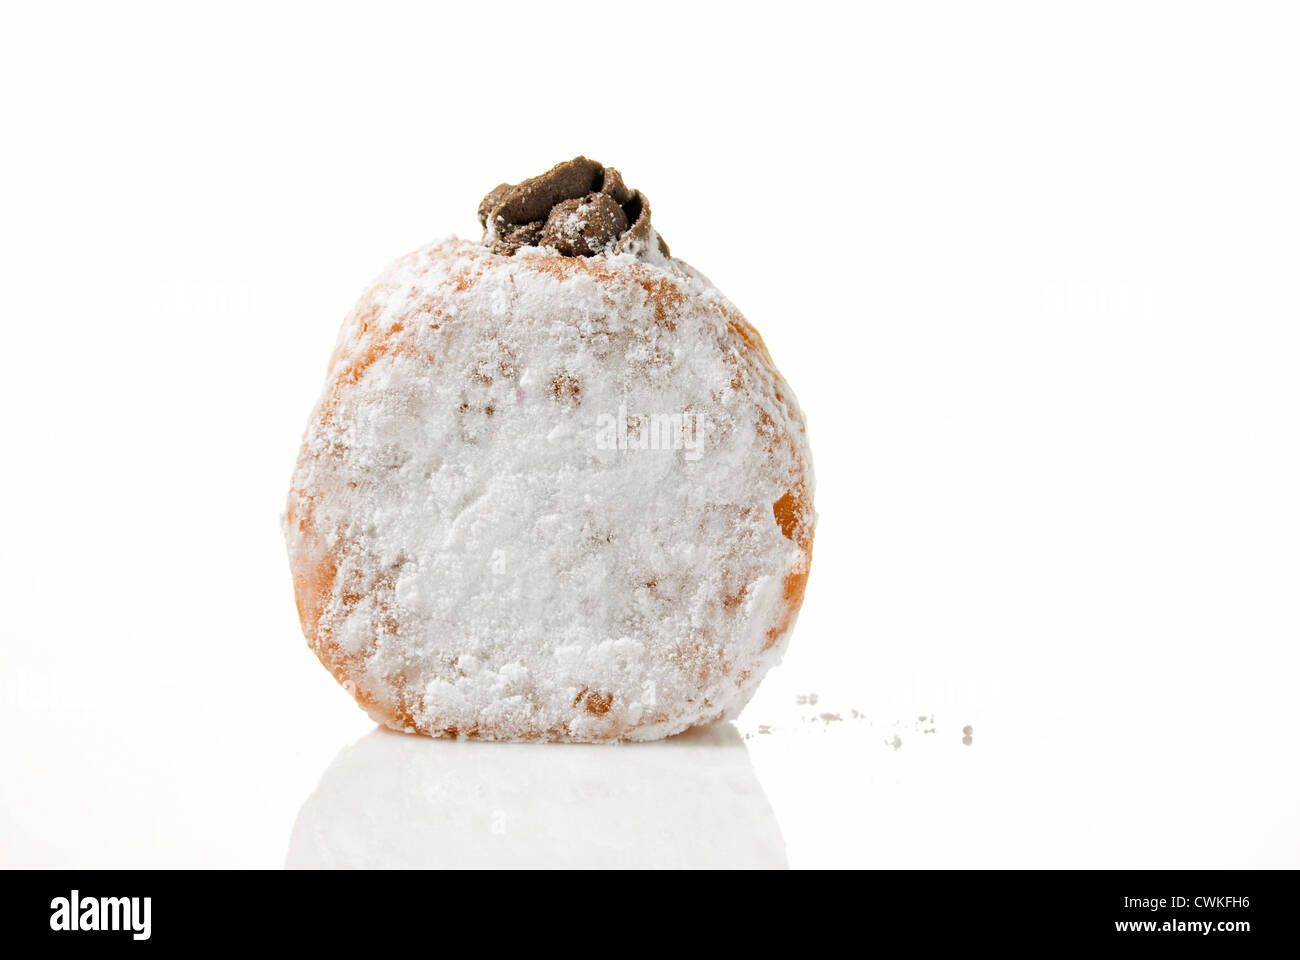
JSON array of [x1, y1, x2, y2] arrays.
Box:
[[285, 158, 814, 741]]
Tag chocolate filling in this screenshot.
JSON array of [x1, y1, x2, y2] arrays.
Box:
[[478, 157, 669, 258]]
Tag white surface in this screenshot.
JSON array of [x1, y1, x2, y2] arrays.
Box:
[[1, 1, 1298, 869]]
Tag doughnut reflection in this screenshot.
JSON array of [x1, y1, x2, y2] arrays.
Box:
[[287, 722, 786, 869]]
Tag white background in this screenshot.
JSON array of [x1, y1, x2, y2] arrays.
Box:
[[2, 1, 1297, 868]]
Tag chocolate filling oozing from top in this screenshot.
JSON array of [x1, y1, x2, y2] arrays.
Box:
[[478, 157, 669, 258]]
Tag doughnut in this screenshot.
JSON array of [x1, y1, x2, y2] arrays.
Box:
[[284, 157, 815, 741]]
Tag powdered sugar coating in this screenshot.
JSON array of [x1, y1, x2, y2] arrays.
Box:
[[285, 238, 814, 741]]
